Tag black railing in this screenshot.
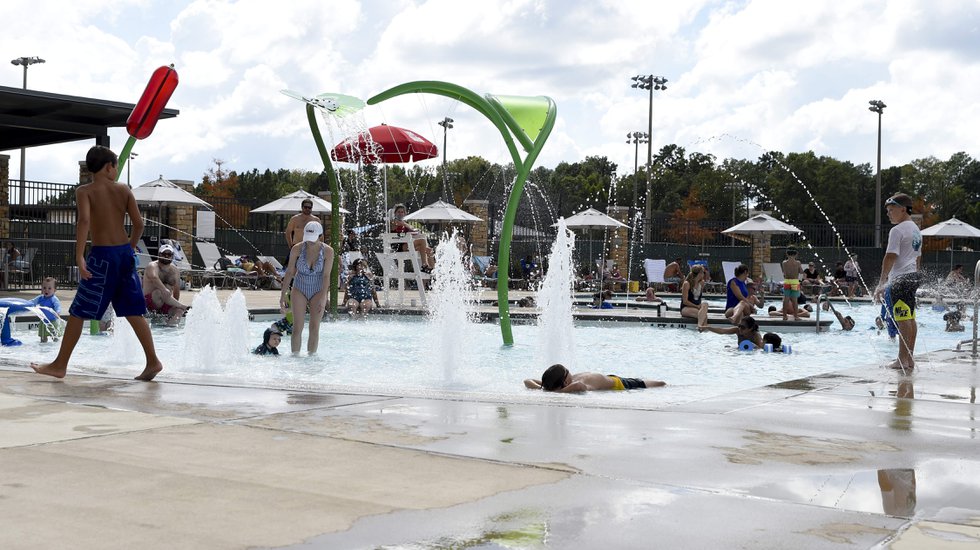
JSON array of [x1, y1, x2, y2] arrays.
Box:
[[4, 178, 974, 290]]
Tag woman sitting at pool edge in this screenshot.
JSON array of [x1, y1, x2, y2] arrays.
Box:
[[680, 265, 709, 328], [524, 364, 666, 393]]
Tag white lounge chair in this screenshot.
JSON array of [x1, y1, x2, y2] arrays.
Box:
[[7, 247, 36, 285], [763, 262, 783, 293], [643, 259, 666, 290], [195, 241, 234, 289], [722, 261, 743, 284]]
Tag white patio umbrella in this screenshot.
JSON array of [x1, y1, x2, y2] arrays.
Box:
[[133, 175, 212, 208], [920, 217, 980, 268], [133, 176, 212, 250], [250, 189, 350, 215], [556, 208, 629, 290], [722, 213, 802, 235], [402, 200, 483, 223], [723, 214, 803, 283]]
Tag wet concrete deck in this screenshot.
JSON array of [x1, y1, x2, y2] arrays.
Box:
[[1, 289, 978, 549]]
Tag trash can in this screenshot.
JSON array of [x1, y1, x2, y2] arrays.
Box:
[[628, 281, 640, 293]]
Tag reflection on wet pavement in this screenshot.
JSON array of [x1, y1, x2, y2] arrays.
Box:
[[737, 459, 980, 519]]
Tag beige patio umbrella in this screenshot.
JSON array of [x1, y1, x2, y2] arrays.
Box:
[[250, 189, 349, 215], [557, 208, 629, 290], [920, 217, 980, 268], [132, 176, 212, 250]]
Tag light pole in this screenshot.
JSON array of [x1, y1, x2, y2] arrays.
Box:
[[869, 99, 886, 248], [126, 152, 139, 188], [626, 131, 649, 209], [438, 117, 454, 201], [631, 74, 667, 241], [10, 56, 45, 205]]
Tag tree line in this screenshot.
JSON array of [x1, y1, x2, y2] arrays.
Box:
[[190, 147, 980, 238]]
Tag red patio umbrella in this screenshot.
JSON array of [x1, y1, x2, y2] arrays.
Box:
[[331, 123, 439, 164]]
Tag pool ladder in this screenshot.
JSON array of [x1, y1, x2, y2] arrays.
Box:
[[954, 259, 980, 359]]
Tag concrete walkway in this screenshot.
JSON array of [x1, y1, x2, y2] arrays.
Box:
[[1, 288, 978, 548]]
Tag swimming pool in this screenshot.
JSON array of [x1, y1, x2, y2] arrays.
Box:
[[0, 301, 967, 408]]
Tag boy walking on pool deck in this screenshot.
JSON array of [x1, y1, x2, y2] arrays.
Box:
[[32, 146, 163, 381], [874, 193, 923, 372], [524, 364, 666, 392]]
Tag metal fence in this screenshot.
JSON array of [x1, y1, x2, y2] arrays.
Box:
[[4, 178, 975, 290]]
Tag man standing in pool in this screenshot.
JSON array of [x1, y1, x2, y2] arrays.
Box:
[[32, 146, 163, 381], [874, 193, 922, 371], [284, 198, 320, 260], [524, 364, 666, 392]]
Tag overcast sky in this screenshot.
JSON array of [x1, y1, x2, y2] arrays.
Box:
[[3, 0, 978, 189]]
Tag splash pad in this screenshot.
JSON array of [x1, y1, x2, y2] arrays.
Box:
[[285, 82, 556, 345]]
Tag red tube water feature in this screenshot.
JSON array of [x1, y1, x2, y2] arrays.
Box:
[[126, 64, 179, 139]]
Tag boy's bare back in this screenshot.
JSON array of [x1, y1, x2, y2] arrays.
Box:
[[782, 257, 801, 278], [77, 179, 141, 247]]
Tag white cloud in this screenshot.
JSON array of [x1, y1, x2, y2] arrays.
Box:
[[2, 0, 978, 190]]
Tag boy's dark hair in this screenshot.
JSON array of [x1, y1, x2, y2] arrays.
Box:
[[762, 332, 782, 349], [767, 305, 777, 312], [85, 146, 117, 174], [734, 264, 749, 277], [541, 364, 569, 391], [740, 316, 759, 331], [786, 247, 798, 256]]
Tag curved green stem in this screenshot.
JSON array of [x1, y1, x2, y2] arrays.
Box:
[[115, 136, 137, 184], [368, 81, 556, 345], [306, 104, 340, 314]]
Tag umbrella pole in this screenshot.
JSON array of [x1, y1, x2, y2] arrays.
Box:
[[306, 104, 341, 316]]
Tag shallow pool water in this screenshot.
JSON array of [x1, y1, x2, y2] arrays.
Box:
[[1, 301, 968, 407]]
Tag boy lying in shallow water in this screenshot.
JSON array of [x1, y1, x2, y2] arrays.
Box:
[[524, 363, 666, 393]]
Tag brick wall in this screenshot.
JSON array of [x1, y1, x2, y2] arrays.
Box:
[[607, 206, 630, 272], [463, 200, 489, 256]]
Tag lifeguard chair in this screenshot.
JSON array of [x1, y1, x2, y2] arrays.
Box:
[[376, 232, 430, 307]]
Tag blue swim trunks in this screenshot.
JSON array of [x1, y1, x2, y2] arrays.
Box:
[[69, 244, 147, 320]]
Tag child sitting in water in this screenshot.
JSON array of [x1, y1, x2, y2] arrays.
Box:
[[944, 306, 966, 332], [345, 258, 378, 318], [253, 327, 282, 355], [31, 277, 63, 342], [271, 287, 293, 334]]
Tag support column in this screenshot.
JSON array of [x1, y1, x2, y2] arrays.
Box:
[[78, 161, 93, 186], [607, 206, 630, 271], [170, 180, 197, 243], [751, 235, 771, 282], [463, 199, 489, 256], [0, 154, 9, 240]]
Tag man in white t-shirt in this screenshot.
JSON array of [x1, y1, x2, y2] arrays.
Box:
[[873, 193, 922, 371]]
